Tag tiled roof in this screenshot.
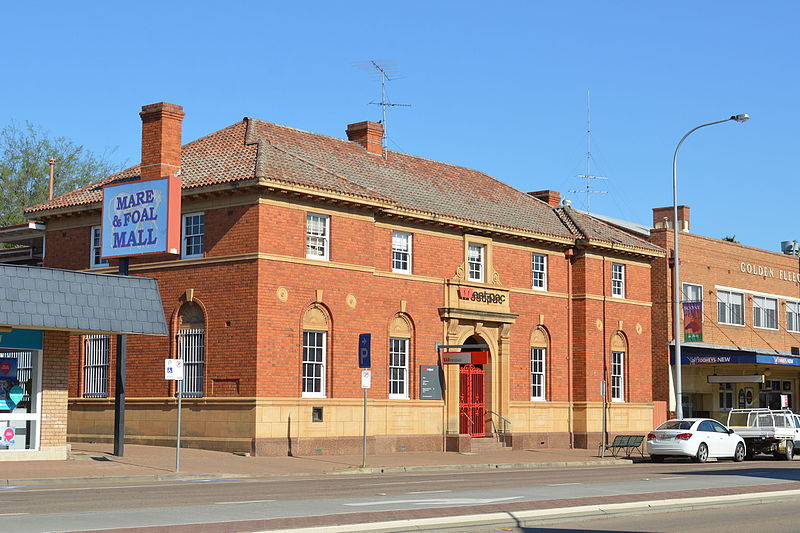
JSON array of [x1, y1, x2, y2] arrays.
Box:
[[0, 264, 167, 335], [26, 117, 660, 253]]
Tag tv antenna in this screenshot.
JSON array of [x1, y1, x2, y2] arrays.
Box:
[[569, 90, 607, 213], [363, 60, 410, 151]]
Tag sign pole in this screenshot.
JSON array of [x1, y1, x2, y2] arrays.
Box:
[[176, 376, 182, 472], [601, 379, 607, 457], [358, 334, 371, 469], [362, 387, 367, 468], [113, 257, 129, 457]]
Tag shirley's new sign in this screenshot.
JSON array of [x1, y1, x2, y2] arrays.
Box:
[[101, 175, 181, 258]]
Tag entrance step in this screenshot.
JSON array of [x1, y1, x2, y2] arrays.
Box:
[[470, 436, 512, 452]]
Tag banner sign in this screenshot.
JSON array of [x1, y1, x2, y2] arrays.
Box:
[[101, 175, 181, 259], [683, 301, 703, 342], [441, 351, 488, 365]]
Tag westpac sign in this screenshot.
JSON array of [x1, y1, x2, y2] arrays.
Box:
[[101, 175, 181, 259]]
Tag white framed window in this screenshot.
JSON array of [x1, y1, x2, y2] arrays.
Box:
[[178, 328, 205, 397], [611, 263, 625, 298], [468, 243, 485, 282], [753, 296, 778, 330], [682, 282, 703, 303], [306, 213, 329, 260], [83, 335, 109, 398], [788, 302, 800, 333], [531, 347, 546, 401], [532, 254, 547, 290], [611, 351, 624, 402], [182, 213, 205, 259], [90, 226, 108, 269], [302, 330, 326, 398], [392, 231, 412, 274], [717, 289, 744, 325], [719, 383, 734, 411], [389, 337, 409, 399]]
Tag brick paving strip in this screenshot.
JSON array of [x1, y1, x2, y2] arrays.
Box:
[[72, 481, 800, 533]]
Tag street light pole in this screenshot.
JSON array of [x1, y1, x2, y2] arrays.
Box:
[[672, 114, 749, 419]]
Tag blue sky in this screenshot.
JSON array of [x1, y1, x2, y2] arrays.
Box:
[[3, 2, 796, 251]]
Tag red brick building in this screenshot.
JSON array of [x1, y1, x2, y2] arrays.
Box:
[[649, 207, 800, 421], [26, 103, 663, 455]]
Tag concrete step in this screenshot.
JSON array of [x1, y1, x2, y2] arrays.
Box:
[[470, 437, 512, 452]]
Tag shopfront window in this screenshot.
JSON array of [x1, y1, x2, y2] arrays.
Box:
[[719, 383, 733, 411], [0, 349, 41, 451]]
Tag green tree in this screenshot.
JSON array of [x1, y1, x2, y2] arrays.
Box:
[[0, 121, 122, 226], [722, 235, 740, 243]]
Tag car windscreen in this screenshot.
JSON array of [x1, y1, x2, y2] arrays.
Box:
[[657, 420, 693, 430]]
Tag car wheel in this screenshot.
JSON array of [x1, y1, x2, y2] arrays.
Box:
[[785, 440, 794, 461], [733, 442, 745, 462], [650, 455, 665, 463], [693, 442, 709, 463]]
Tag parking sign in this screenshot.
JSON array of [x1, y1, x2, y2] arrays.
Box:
[[165, 359, 184, 380], [358, 333, 371, 368]]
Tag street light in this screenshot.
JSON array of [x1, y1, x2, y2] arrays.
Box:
[[673, 114, 749, 419]]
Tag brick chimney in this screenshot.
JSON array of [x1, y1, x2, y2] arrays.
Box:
[[140, 102, 185, 181], [346, 121, 384, 155], [653, 205, 690, 232], [528, 190, 562, 207]]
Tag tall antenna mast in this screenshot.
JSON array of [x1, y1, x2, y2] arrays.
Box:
[[570, 90, 607, 213], [367, 60, 410, 152]]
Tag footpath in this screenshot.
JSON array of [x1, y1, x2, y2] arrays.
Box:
[[5, 444, 800, 532], [0, 442, 631, 483]]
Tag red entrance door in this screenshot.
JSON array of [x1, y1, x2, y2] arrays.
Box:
[[459, 364, 485, 436]]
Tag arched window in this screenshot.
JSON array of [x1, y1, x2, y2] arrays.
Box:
[[389, 314, 412, 399], [302, 306, 330, 398], [178, 302, 205, 397], [611, 333, 627, 402], [530, 328, 549, 401]]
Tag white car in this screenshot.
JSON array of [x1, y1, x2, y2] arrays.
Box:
[[646, 418, 746, 463]]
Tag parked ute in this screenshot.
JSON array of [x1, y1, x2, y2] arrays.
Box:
[[647, 418, 746, 463], [726, 408, 800, 460]]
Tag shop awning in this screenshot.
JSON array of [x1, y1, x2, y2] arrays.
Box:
[[670, 343, 800, 367], [0, 264, 167, 336]]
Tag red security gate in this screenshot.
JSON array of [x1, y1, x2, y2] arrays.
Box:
[[459, 364, 485, 436]]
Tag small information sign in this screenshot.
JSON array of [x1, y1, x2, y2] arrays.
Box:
[[361, 369, 372, 389], [165, 359, 184, 381], [420, 365, 443, 400]]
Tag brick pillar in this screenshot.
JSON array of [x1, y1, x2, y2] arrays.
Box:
[[140, 102, 185, 181], [41, 331, 70, 454]]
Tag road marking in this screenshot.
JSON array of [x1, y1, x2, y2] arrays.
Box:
[[547, 482, 580, 486], [345, 496, 523, 506], [0, 486, 41, 491], [406, 490, 452, 494], [0, 513, 28, 517], [214, 499, 276, 505], [362, 480, 440, 486], [659, 476, 687, 480]]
